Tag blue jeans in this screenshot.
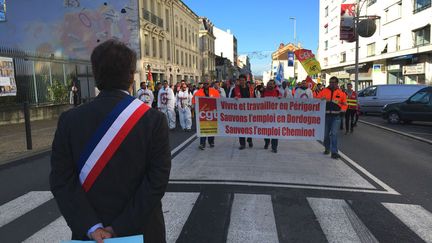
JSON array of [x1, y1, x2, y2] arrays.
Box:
[[324, 115, 341, 154]]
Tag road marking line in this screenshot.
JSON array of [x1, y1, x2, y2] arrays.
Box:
[[168, 180, 397, 194], [383, 203, 432, 242], [308, 198, 378, 243], [359, 120, 432, 145], [227, 194, 278, 243], [171, 133, 197, 156], [0, 191, 53, 228], [338, 151, 400, 195], [23, 216, 71, 243], [162, 192, 200, 243]]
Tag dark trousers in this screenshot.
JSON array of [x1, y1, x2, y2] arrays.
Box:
[[239, 137, 252, 146], [345, 109, 356, 131], [264, 139, 278, 150], [200, 136, 214, 146], [339, 112, 345, 130]]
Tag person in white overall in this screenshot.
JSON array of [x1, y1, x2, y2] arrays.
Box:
[[136, 82, 154, 106], [158, 80, 176, 130], [176, 83, 193, 132]]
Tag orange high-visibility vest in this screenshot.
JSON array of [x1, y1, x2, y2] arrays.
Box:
[[318, 87, 348, 113]]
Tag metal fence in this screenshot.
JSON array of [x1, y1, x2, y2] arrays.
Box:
[[0, 46, 95, 107]]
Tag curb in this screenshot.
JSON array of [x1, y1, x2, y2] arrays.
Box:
[[359, 120, 432, 145], [0, 147, 52, 170]]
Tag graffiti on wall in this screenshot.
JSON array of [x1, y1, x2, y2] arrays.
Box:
[[0, 0, 139, 60]]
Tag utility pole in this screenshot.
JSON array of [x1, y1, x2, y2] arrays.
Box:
[[354, 0, 360, 93], [290, 17, 297, 44]]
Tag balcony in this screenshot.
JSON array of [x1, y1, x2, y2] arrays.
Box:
[[142, 9, 164, 29]]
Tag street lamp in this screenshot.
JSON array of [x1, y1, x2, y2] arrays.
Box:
[[353, 0, 380, 93], [290, 17, 296, 44]]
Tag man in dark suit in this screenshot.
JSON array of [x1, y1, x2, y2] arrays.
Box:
[[50, 40, 171, 243]]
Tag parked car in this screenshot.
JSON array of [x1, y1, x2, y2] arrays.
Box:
[[382, 86, 432, 124], [358, 84, 427, 114]]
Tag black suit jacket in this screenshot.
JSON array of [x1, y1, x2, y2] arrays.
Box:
[[50, 90, 171, 242]]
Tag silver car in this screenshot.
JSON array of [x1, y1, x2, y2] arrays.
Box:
[[358, 84, 427, 114]]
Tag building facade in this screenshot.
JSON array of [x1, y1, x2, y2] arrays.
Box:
[[319, 0, 432, 88], [237, 55, 252, 78], [271, 43, 309, 83], [214, 27, 238, 66], [140, 0, 201, 85], [199, 17, 216, 81]]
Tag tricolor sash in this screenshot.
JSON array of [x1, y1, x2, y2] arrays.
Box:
[[77, 96, 150, 192]]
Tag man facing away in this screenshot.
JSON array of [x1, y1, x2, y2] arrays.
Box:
[[158, 80, 176, 130], [136, 81, 154, 107], [318, 76, 348, 159], [234, 74, 255, 149], [50, 39, 171, 242], [193, 80, 220, 150], [176, 82, 193, 132]]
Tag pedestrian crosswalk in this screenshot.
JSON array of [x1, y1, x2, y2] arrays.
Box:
[[1, 191, 432, 243]]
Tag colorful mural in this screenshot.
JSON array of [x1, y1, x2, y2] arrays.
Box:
[[0, 0, 140, 60]]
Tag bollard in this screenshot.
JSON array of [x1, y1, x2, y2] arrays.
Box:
[[23, 102, 33, 150]]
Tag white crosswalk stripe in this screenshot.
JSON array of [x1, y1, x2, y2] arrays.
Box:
[[0, 191, 53, 228], [227, 194, 278, 243], [307, 198, 378, 243], [383, 203, 432, 243], [23, 216, 71, 243], [1, 191, 432, 242], [162, 192, 200, 243]]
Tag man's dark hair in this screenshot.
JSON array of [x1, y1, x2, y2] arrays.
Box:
[[347, 83, 353, 86], [329, 76, 339, 83], [239, 74, 247, 80], [91, 39, 137, 91], [140, 82, 145, 86]]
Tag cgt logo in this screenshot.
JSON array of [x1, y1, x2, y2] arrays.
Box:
[[199, 110, 218, 121], [198, 98, 218, 121]]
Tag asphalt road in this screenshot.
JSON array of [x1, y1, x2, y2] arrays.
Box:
[[359, 114, 432, 141], [0, 119, 431, 242]]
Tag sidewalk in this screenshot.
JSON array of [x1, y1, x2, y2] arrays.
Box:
[[0, 119, 58, 165]]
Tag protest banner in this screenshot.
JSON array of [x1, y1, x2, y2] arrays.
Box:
[[195, 97, 326, 141], [294, 49, 321, 76], [340, 3, 356, 42]]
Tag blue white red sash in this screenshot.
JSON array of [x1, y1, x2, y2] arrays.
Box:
[[77, 96, 150, 192]]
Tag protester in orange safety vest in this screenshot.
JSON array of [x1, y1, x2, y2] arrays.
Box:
[[344, 83, 358, 134], [318, 76, 347, 159], [193, 80, 220, 150]]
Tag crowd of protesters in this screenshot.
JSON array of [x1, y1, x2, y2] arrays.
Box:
[[136, 74, 358, 159]]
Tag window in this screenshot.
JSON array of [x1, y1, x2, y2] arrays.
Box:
[[414, 0, 431, 13], [167, 40, 171, 61], [159, 39, 163, 59], [175, 22, 178, 37], [409, 91, 430, 104], [176, 49, 179, 64], [152, 37, 157, 57], [367, 42, 376, 56], [324, 57, 328, 66], [325, 6, 328, 17], [413, 25, 430, 47], [396, 34, 401, 51], [144, 35, 150, 56], [384, 2, 402, 23], [165, 9, 169, 31], [181, 51, 184, 66], [324, 40, 328, 50], [180, 24, 183, 40], [340, 52, 346, 63], [363, 86, 377, 97]]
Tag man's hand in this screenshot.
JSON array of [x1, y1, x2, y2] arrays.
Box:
[[90, 228, 112, 243], [235, 97, 239, 100], [105, 226, 116, 237]]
